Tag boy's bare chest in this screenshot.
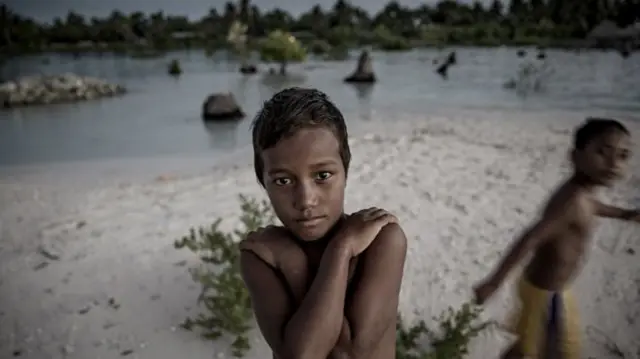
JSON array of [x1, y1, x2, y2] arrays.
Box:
[[544, 233, 590, 262], [276, 244, 360, 305], [535, 215, 594, 273]]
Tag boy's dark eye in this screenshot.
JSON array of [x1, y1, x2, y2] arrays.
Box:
[[315, 171, 332, 181], [618, 151, 630, 161], [273, 177, 292, 186]]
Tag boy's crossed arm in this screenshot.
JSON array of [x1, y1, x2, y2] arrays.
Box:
[[240, 218, 407, 359], [331, 223, 407, 358]]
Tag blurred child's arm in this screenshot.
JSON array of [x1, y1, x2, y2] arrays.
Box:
[[482, 203, 572, 288], [594, 201, 640, 222]]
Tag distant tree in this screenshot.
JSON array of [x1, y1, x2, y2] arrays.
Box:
[[259, 30, 306, 75], [508, 0, 527, 22], [0, 0, 636, 54], [489, 0, 504, 19]]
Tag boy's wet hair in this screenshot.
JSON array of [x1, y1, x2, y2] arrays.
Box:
[[251, 87, 351, 185], [573, 117, 630, 150]]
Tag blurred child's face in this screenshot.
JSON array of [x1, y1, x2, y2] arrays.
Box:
[[573, 130, 632, 186], [260, 127, 346, 241]]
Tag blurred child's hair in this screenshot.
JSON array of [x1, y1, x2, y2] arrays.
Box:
[[574, 117, 629, 150]]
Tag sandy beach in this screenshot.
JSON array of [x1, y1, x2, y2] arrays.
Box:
[[1, 110, 639, 359]]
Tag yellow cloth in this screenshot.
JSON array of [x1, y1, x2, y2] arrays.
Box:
[[510, 277, 580, 359]]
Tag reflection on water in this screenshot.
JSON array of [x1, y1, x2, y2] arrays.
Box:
[[351, 82, 374, 101], [1, 48, 639, 166], [202, 119, 241, 150], [348, 83, 375, 121], [259, 72, 307, 93]]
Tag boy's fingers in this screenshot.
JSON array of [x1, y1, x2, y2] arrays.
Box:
[[361, 207, 381, 219], [366, 208, 387, 220], [357, 207, 377, 214], [376, 213, 398, 225]]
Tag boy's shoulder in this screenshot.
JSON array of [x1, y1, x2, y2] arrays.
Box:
[[239, 225, 299, 268], [542, 182, 589, 219]]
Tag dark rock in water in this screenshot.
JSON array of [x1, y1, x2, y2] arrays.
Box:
[[240, 64, 257, 74], [436, 51, 457, 79], [536, 52, 546, 59], [344, 50, 376, 83], [446, 51, 457, 66], [436, 63, 449, 78], [619, 48, 630, 58], [202, 92, 244, 121], [517, 49, 526, 57], [168, 59, 182, 76]]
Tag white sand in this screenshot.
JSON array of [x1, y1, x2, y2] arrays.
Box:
[[1, 111, 639, 359]]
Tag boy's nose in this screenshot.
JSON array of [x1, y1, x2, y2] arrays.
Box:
[[606, 156, 622, 170], [293, 182, 319, 210]]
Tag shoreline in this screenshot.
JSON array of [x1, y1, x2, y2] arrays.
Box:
[[2, 106, 638, 187], [1, 110, 639, 359], [3, 41, 598, 57]]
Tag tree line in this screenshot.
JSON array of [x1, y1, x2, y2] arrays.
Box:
[[1, 0, 639, 54]]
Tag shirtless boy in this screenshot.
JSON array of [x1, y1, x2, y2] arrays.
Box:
[[239, 87, 408, 359], [474, 118, 638, 359]]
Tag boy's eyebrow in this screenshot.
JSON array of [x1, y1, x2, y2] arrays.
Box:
[[266, 167, 289, 176], [309, 159, 340, 168], [600, 143, 623, 150], [266, 159, 340, 176]]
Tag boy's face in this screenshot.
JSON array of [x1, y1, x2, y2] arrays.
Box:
[[260, 127, 346, 241], [573, 130, 632, 186]]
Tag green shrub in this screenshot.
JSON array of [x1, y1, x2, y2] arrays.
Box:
[[325, 26, 358, 48], [176, 195, 489, 358], [397, 304, 489, 359], [425, 303, 490, 358], [174, 195, 275, 357], [372, 26, 411, 51], [308, 39, 332, 55]]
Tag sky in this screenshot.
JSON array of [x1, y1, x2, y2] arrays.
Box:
[[5, 0, 493, 23]]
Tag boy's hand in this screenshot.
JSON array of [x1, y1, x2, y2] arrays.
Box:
[[241, 225, 292, 268], [337, 207, 398, 257], [473, 279, 499, 305], [626, 209, 640, 222], [242, 225, 310, 304]]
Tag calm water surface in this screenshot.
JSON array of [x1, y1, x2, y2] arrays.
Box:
[[1, 47, 639, 168]]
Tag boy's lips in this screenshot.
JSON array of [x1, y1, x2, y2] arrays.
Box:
[[295, 216, 327, 227], [603, 171, 620, 180]]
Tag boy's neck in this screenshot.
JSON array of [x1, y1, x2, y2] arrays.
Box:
[[569, 172, 600, 193], [298, 213, 347, 250]]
